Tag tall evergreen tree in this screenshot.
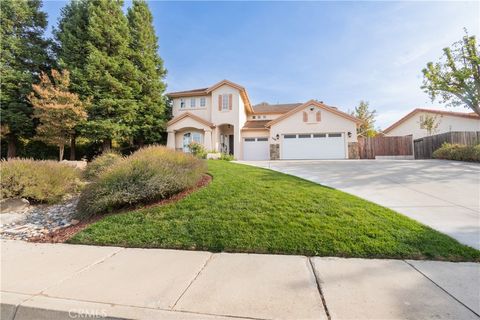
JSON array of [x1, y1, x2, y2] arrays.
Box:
[[81, 0, 140, 151], [53, 0, 90, 159], [127, 0, 167, 146], [0, 0, 50, 158]]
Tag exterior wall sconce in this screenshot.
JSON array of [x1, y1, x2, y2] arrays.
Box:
[[348, 132, 352, 138], [272, 134, 280, 141]]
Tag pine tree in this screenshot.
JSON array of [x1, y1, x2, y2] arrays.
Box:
[[0, 0, 50, 158], [29, 70, 87, 161], [82, 0, 140, 151], [127, 0, 167, 146], [53, 0, 90, 159]]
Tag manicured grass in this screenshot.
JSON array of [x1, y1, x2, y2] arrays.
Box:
[[70, 161, 480, 261]]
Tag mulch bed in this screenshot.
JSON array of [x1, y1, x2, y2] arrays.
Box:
[[30, 174, 212, 244]]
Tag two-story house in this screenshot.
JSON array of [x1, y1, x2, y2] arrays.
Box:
[[166, 80, 362, 160]]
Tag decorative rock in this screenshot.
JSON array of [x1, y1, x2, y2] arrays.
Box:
[[71, 219, 80, 226], [0, 198, 30, 213], [0, 197, 79, 241]]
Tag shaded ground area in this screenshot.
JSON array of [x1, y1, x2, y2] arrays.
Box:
[[70, 161, 479, 261]]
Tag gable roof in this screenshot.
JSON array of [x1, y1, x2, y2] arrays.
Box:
[[266, 100, 362, 127], [166, 79, 254, 114], [166, 112, 215, 128], [383, 108, 480, 133], [252, 103, 303, 114]]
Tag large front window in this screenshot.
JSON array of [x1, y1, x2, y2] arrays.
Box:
[[182, 132, 202, 152]]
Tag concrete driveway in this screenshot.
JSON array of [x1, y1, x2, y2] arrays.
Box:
[[238, 160, 480, 249]]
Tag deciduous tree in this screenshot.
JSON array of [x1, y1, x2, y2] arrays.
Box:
[[29, 70, 87, 161], [0, 0, 50, 158], [418, 114, 440, 136], [422, 30, 480, 116], [351, 101, 377, 138]]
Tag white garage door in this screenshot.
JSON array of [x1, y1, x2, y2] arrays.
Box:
[[243, 137, 269, 160], [281, 133, 346, 160]]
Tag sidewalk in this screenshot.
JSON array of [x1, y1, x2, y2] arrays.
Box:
[[1, 240, 479, 320]]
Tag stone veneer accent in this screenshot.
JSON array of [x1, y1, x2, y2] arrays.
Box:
[[270, 144, 280, 160], [348, 142, 359, 159]]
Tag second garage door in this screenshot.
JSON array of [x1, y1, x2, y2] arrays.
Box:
[[243, 137, 269, 160], [281, 133, 346, 160]]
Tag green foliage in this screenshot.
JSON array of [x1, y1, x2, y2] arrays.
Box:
[[127, 0, 168, 145], [418, 114, 440, 136], [71, 161, 479, 261], [53, 0, 90, 99], [351, 101, 377, 138], [1, 159, 83, 203], [0, 0, 50, 155], [188, 142, 207, 159], [83, 152, 122, 180], [81, 0, 140, 146], [433, 143, 480, 162], [77, 145, 206, 218], [422, 29, 480, 116], [220, 153, 235, 161]]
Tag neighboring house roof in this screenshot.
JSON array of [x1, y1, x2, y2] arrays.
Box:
[[252, 103, 303, 114], [166, 112, 215, 128], [383, 108, 480, 134], [241, 120, 270, 130], [166, 79, 254, 114], [266, 100, 362, 127]]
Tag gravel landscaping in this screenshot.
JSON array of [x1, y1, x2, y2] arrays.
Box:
[[0, 197, 79, 241]]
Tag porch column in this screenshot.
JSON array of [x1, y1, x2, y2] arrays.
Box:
[[204, 129, 212, 151], [167, 130, 175, 149]]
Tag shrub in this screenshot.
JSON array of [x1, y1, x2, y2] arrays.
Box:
[[77, 145, 206, 218], [220, 153, 235, 161], [433, 143, 480, 162], [1, 159, 83, 203], [188, 142, 207, 159], [84, 152, 122, 180]]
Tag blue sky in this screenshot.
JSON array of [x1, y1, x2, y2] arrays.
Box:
[[43, 1, 479, 129]]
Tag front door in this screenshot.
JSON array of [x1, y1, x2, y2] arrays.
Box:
[[228, 135, 234, 155]]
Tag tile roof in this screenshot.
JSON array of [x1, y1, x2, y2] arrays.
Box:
[[242, 120, 270, 129], [252, 103, 303, 114]]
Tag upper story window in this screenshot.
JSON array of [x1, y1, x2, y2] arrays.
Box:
[[190, 98, 196, 108], [180, 99, 185, 109], [222, 95, 229, 110], [200, 97, 206, 107]]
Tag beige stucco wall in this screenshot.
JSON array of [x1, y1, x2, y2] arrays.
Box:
[[270, 105, 358, 143], [247, 114, 280, 121], [385, 112, 480, 140], [241, 130, 270, 138], [172, 96, 212, 121]]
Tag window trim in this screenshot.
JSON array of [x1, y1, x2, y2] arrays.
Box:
[[180, 98, 185, 109], [222, 95, 229, 111], [200, 97, 206, 107], [190, 98, 196, 108]]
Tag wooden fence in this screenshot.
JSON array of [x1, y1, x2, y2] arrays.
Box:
[[413, 131, 480, 159], [357, 135, 413, 159]]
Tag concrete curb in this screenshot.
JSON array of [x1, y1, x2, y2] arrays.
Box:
[[1, 293, 248, 320]]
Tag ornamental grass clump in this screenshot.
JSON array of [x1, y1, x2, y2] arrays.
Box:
[[84, 152, 123, 180], [77, 145, 206, 218], [1, 159, 83, 204]]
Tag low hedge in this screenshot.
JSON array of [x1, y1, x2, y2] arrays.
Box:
[[1, 159, 83, 203], [77, 145, 206, 218], [433, 143, 480, 162], [84, 152, 123, 180]]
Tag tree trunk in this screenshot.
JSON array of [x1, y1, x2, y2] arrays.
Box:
[[59, 144, 65, 161], [137, 137, 145, 149], [7, 135, 17, 159], [70, 134, 76, 160], [102, 139, 111, 152]]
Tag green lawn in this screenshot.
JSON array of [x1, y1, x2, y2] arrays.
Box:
[[70, 161, 479, 261]]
